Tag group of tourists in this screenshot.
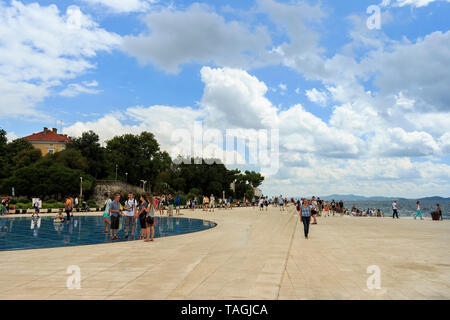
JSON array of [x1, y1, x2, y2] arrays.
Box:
[[103, 192, 155, 242], [186, 196, 235, 210], [154, 194, 181, 216], [349, 207, 384, 217]]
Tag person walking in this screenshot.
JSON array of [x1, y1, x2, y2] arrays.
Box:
[[103, 193, 112, 233], [414, 201, 423, 220], [33, 198, 40, 216], [298, 198, 312, 239], [392, 200, 399, 219], [109, 193, 122, 240]]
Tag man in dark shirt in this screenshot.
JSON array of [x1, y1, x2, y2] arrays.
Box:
[[109, 194, 122, 240]]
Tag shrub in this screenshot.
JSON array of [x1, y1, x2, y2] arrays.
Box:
[[42, 202, 64, 209], [10, 197, 30, 205], [87, 199, 97, 208], [15, 202, 32, 209]]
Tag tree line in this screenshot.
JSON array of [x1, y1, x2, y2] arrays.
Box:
[[0, 129, 264, 201]]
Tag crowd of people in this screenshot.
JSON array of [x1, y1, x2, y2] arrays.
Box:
[[1, 192, 446, 245]]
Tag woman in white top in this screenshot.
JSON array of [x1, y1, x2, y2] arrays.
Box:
[[145, 195, 156, 242]]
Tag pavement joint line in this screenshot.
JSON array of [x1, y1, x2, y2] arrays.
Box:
[[276, 207, 298, 300]]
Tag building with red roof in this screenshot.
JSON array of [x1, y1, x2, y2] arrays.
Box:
[[23, 127, 72, 156]]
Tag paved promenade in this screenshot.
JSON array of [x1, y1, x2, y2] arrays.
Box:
[[0, 206, 449, 299]]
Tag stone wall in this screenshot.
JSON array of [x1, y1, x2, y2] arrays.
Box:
[[93, 180, 146, 205]]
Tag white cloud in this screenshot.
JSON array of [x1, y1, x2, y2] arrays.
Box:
[[362, 31, 450, 113], [6, 131, 19, 142], [381, 0, 449, 8], [279, 104, 362, 158], [438, 132, 450, 154], [200, 66, 278, 130], [80, 0, 158, 13], [122, 3, 271, 73], [59, 81, 102, 97], [371, 128, 440, 157], [305, 88, 328, 106], [0, 1, 120, 118], [63, 66, 450, 196]]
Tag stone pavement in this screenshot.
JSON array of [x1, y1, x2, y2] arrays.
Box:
[[0, 206, 449, 299]]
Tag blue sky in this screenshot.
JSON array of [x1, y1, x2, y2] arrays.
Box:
[[1, 0, 449, 197]]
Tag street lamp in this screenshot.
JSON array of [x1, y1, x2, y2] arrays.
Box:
[[80, 176, 83, 201], [125, 172, 128, 182], [140, 180, 147, 192], [115, 164, 118, 181]]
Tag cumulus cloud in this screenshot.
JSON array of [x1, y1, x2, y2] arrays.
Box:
[[122, 3, 271, 73], [381, 0, 450, 8], [59, 80, 102, 97], [80, 0, 158, 13], [279, 105, 362, 158], [305, 88, 328, 106], [438, 132, 450, 154], [200, 66, 278, 130], [6, 0, 442, 197], [371, 128, 440, 157], [0, 1, 120, 118], [362, 31, 450, 113], [62, 65, 450, 196]]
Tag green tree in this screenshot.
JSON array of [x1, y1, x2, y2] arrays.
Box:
[[0, 129, 8, 179], [70, 131, 106, 178], [245, 188, 255, 200], [105, 131, 171, 186]]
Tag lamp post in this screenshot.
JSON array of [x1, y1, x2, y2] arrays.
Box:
[[140, 180, 147, 192], [115, 164, 118, 181], [125, 172, 128, 182], [80, 176, 83, 201]]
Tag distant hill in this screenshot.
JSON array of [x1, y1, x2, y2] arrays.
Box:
[[297, 194, 450, 201], [418, 196, 450, 201], [319, 194, 408, 201]]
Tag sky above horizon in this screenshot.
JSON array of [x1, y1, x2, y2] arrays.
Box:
[[1, 0, 450, 198]]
